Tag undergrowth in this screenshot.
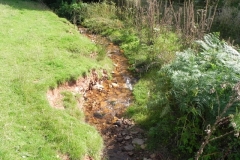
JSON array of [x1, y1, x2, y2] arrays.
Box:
[[147, 33, 240, 159]]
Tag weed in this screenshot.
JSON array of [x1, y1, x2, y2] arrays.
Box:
[[96, 45, 107, 61], [147, 33, 240, 159]]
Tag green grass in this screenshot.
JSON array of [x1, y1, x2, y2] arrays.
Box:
[[0, 0, 113, 159], [61, 91, 85, 121], [126, 70, 157, 127]]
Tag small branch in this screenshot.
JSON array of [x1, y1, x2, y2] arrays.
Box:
[[208, 0, 220, 32], [169, 0, 178, 28], [209, 130, 235, 142], [201, 152, 221, 158], [195, 82, 240, 160], [216, 116, 230, 127], [216, 97, 237, 123], [146, 61, 161, 71]]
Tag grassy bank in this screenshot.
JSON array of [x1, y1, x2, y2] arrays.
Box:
[[0, 0, 112, 159]]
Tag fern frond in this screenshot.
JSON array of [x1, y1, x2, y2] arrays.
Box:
[[196, 33, 221, 50], [222, 43, 240, 56], [195, 40, 211, 50]]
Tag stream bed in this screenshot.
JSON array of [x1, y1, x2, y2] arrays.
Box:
[[79, 27, 160, 160], [47, 27, 160, 160]]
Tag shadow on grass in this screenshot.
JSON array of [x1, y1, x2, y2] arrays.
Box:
[[0, 0, 50, 11]]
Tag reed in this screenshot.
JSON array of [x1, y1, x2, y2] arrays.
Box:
[[116, 0, 219, 44]]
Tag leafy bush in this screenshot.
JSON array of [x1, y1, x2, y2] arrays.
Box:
[[149, 29, 182, 65], [83, 17, 123, 34], [80, 2, 117, 20], [57, 1, 87, 24], [148, 33, 240, 159]]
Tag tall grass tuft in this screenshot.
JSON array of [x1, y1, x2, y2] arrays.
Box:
[[116, 0, 219, 44]]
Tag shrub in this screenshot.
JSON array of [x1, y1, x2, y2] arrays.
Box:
[[57, 1, 87, 24], [82, 17, 123, 34], [148, 33, 240, 159], [150, 29, 182, 65]]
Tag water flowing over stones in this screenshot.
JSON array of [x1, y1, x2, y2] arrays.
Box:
[[47, 27, 162, 160]]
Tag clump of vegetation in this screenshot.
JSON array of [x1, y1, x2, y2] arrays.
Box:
[[147, 33, 240, 159], [83, 17, 123, 34], [57, 1, 86, 25], [116, 0, 218, 45]]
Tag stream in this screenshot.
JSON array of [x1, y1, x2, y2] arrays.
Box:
[[79, 27, 159, 160], [47, 27, 159, 160]]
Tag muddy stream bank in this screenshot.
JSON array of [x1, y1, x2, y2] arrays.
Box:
[[47, 27, 160, 160]]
